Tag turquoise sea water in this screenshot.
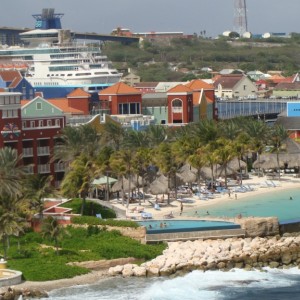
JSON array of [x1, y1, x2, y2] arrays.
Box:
[[185, 187, 300, 221]]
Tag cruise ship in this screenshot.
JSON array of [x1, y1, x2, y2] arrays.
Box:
[[0, 9, 122, 98]]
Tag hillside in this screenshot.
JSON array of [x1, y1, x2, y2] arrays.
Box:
[[102, 34, 300, 81]]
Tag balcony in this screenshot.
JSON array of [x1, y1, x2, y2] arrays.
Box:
[[54, 163, 66, 172], [38, 164, 50, 174], [172, 107, 183, 113], [54, 181, 61, 188], [24, 165, 34, 174], [23, 147, 33, 157], [37, 146, 50, 156]]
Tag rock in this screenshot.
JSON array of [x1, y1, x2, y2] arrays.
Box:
[[239, 217, 279, 237], [108, 265, 123, 276], [281, 253, 292, 265], [133, 266, 147, 277], [269, 261, 280, 268], [122, 264, 134, 277]]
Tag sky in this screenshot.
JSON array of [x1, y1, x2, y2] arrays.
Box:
[[0, 0, 299, 38]]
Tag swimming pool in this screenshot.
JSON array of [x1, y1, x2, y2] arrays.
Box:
[[185, 187, 300, 222], [138, 220, 240, 234]]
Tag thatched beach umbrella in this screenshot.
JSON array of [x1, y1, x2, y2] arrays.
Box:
[[227, 157, 247, 170], [178, 164, 197, 183], [148, 175, 169, 195], [111, 177, 136, 193]]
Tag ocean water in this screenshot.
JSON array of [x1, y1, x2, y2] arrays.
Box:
[[186, 187, 300, 221], [44, 268, 300, 300]]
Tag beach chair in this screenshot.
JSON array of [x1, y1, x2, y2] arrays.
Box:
[[154, 203, 161, 210], [141, 212, 152, 219], [163, 211, 174, 219]]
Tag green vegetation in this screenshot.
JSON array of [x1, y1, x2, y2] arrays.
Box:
[[71, 216, 139, 228], [60, 198, 117, 218], [5, 227, 166, 281], [103, 35, 300, 80], [0, 117, 292, 282]]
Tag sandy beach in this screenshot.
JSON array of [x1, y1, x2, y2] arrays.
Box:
[[4, 173, 300, 294], [113, 174, 300, 221]]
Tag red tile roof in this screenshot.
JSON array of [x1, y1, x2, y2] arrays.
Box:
[[99, 82, 141, 95], [274, 82, 300, 90], [213, 74, 244, 89], [0, 70, 22, 84], [167, 84, 193, 93], [185, 79, 214, 90], [47, 99, 84, 114], [67, 88, 90, 98]]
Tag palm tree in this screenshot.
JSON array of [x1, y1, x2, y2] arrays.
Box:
[[101, 121, 124, 151], [233, 131, 251, 185], [132, 147, 153, 204], [215, 138, 237, 187], [94, 146, 115, 201], [154, 142, 181, 204], [0, 195, 27, 259], [41, 216, 68, 256], [145, 125, 167, 147], [23, 174, 57, 220], [268, 124, 289, 179], [53, 125, 100, 164], [60, 154, 94, 215], [112, 149, 134, 208], [244, 119, 269, 175], [0, 147, 27, 198]]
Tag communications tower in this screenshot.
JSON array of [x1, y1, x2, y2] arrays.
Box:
[[234, 0, 248, 36]]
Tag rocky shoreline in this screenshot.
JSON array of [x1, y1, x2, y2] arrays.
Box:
[[109, 233, 300, 277]]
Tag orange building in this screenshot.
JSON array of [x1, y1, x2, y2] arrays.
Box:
[[99, 82, 142, 115], [167, 84, 193, 124]]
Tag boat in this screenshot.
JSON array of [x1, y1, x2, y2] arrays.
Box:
[[0, 9, 122, 98]]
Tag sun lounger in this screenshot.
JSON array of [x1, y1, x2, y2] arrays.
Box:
[[163, 212, 174, 219], [178, 198, 195, 203], [141, 212, 152, 219]]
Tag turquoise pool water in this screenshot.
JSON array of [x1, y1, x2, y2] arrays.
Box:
[[138, 220, 240, 234], [186, 187, 300, 222]]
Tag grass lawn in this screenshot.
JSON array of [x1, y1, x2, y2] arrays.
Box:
[[5, 226, 166, 281]]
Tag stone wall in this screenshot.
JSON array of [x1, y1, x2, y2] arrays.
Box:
[[109, 234, 300, 278]]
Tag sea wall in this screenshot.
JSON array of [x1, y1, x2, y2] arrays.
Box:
[[108, 234, 300, 277]]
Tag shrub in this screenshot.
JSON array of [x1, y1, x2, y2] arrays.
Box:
[[71, 216, 139, 228], [60, 198, 117, 218]]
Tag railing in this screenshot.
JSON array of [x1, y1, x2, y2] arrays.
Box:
[[54, 163, 66, 172], [24, 165, 34, 174], [172, 107, 183, 113], [216, 99, 288, 119], [23, 147, 33, 157], [54, 181, 61, 188], [37, 146, 50, 156], [38, 164, 50, 174]]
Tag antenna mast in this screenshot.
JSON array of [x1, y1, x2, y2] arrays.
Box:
[[234, 0, 248, 36]]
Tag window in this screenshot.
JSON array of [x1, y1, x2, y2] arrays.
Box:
[[30, 121, 35, 128], [36, 102, 42, 110], [39, 120, 43, 127], [47, 120, 52, 126], [22, 121, 26, 128], [55, 119, 60, 126]]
